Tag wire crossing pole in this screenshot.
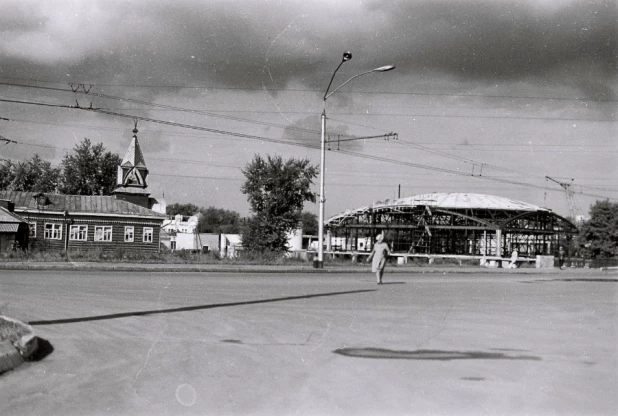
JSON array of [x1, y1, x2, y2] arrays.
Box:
[[314, 52, 395, 269]]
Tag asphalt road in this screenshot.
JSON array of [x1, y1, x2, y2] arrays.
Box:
[[1, 269, 616, 416]]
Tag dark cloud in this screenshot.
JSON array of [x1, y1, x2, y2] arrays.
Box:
[[281, 115, 365, 152], [0, 0, 615, 100], [363, 0, 616, 99]]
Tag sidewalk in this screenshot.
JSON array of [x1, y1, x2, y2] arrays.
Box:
[[0, 261, 608, 274]]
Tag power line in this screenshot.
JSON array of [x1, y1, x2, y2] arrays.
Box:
[[0, 81, 329, 137], [1, 76, 616, 102], [329, 147, 615, 201], [2, 93, 616, 201], [1, 81, 614, 123], [4, 116, 615, 154]]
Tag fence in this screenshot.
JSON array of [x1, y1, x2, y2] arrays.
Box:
[[563, 257, 618, 269]]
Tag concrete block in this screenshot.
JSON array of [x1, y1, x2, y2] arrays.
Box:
[[0, 315, 38, 359], [536, 255, 555, 268], [0, 340, 24, 373]]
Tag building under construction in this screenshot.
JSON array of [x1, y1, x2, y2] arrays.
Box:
[[324, 193, 578, 259]]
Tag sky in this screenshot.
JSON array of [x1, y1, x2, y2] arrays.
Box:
[[0, 0, 616, 220]]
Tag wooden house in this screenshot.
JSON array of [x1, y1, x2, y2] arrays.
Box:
[[0, 200, 29, 252], [0, 125, 166, 254]]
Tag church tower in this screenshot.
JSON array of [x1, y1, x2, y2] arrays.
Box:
[[113, 122, 160, 210]]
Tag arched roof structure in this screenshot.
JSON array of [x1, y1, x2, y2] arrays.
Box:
[[327, 193, 550, 226], [325, 193, 577, 258]]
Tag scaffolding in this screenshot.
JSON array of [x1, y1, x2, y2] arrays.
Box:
[[325, 194, 578, 258]]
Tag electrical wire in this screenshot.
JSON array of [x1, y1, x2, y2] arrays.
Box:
[[1, 90, 616, 201], [1, 76, 616, 102]]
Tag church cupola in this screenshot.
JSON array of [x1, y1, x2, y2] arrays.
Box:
[[113, 122, 152, 208], [117, 122, 149, 189]]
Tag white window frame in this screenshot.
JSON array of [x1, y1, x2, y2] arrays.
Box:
[[44, 223, 62, 240], [28, 222, 37, 238], [143, 227, 153, 243], [124, 226, 134, 242], [94, 226, 113, 242], [69, 224, 88, 241]]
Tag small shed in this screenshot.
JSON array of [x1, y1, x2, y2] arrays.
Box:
[[221, 234, 242, 258], [0, 200, 28, 252]]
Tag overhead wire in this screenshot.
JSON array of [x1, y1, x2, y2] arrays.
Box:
[[0, 81, 331, 137], [1, 84, 616, 201], [1, 98, 616, 200], [1, 76, 616, 102]]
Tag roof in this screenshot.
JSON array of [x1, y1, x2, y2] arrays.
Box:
[[0, 224, 20, 232], [0, 205, 26, 224], [0, 191, 166, 219], [112, 186, 151, 195], [121, 136, 147, 168], [327, 193, 549, 223], [222, 234, 242, 245]]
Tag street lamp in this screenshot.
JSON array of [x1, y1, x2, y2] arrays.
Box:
[[314, 52, 395, 268]]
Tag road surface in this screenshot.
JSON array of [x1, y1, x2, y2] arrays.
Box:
[[1, 269, 616, 415]]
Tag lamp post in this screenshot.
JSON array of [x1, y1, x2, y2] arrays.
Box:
[[314, 52, 395, 268]]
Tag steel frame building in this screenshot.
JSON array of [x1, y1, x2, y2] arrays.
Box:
[[325, 193, 578, 258]]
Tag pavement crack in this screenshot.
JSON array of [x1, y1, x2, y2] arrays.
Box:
[[131, 280, 170, 393]]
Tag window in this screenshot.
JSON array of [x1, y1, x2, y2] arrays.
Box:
[[170, 241, 176, 251], [124, 226, 134, 242], [94, 226, 113, 242], [69, 225, 88, 241], [28, 222, 37, 238], [143, 227, 153, 243], [44, 223, 62, 240]]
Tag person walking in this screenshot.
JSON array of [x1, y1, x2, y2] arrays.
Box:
[[367, 233, 391, 284], [558, 246, 566, 269]]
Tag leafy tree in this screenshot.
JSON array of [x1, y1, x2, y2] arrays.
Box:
[[58, 138, 121, 195], [166, 203, 200, 217], [240, 215, 288, 253], [300, 211, 318, 235], [0, 155, 60, 192], [198, 206, 242, 234], [578, 200, 618, 258], [0, 160, 15, 190], [240, 155, 318, 253]]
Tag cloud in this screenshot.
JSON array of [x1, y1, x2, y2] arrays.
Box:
[[280, 114, 366, 152], [0, 0, 615, 101], [364, 1, 616, 87]]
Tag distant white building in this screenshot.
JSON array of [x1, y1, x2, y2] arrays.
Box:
[[221, 234, 242, 258], [162, 214, 199, 234], [219, 229, 304, 258], [161, 214, 206, 251]]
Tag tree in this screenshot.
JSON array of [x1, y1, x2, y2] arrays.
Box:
[[300, 211, 318, 235], [198, 206, 242, 233], [166, 203, 200, 217], [241, 155, 318, 253], [0, 160, 13, 190], [0, 155, 60, 192], [58, 138, 121, 195], [578, 200, 618, 258]]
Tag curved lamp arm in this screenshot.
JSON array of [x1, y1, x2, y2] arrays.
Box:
[[324, 65, 395, 101], [323, 52, 353, 101]]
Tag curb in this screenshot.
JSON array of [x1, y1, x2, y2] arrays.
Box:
[[0, 262, 573, 274]]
